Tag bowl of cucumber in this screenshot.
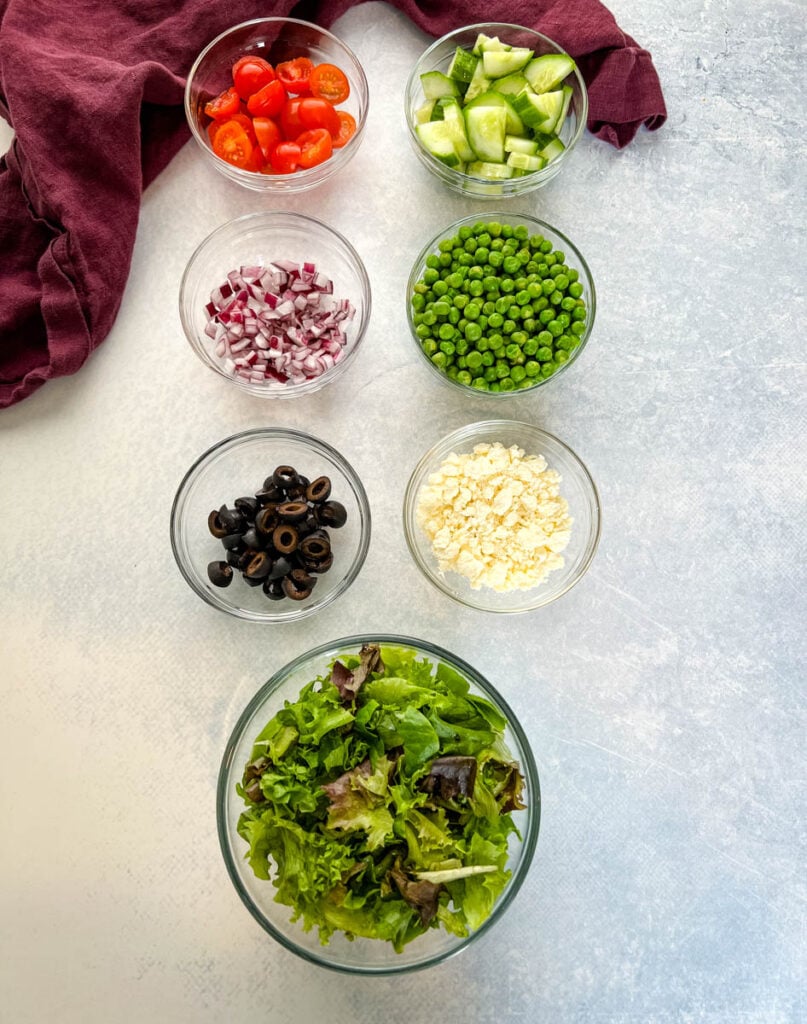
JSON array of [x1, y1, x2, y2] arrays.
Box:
[[405, 23, 587, 198]]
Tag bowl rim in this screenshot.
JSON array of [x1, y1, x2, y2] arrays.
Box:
[[216, 632, 541, 974], [169, 426, 372, 622], [406, 210, 597, 398], [403, 419, 602, 612], [184, 16, 370, 185], [404, 21, 589, 192], [178, 209, 373, 398]]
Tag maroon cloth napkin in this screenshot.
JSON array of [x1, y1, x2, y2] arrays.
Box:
[[0, 0, 666, 408]]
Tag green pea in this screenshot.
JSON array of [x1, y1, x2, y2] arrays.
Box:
[[465, 323, 482, 343], [433, 280, 448, 296], [522, 318, 537, 334], [453, 294, 468, 309], [502, 319, 516, 335], [567, 269, 580, 283], [505, 343, 521, 361], [484, 367, 498, 382], [423, 268, 438, 285], [425, 254, 439, 269], [571, 321, 586, 336], [502, 256, 520, 275], [571, 306, 586, 321], [556, 351, 569, 364], [525, 360, 541, 377], [438, 238, 453, 253], [501, 224, 514, 238], [446, 365, 459, 380], [569, 282, 583, 298], [412, 293, 425, 311], [561, 297, 576, 311], [438, 253, 451, 267], [457, 370, 472, 386], [416, 324, 431, 339], [500, 279, 515, 294], [495, 361, 510, 380], [523, 338, 538, 356], [446, 273, 463, 290], [438, 323, 454, 341], [489, 381, 501, 393], [464, 238, 478, 253], [432, 301, 450, 318], [541, 361, 557, 377], [540, 240, 552, 253], [458, 253, 473, 266], [536, 347, 553, 362], [468, 280, 484, 296], [511, 365, 527, 383], [488, 250, 503, 268], [482, 300, 496, 315], [466, 350, 483, 370], [558, 313, 571, 328], [500, 377, 516, 391], [448, 307, 460, 324], [487, 222, 502, 237], [511, 331, 528, 346], [439, 340, 455, 356], [432, 352, 447, 369], [475, 247, 490, 264], [555, 273, 569, 291], [422, 339, 438, 356], [539, 310, 554, 326], [458, 226, 472, 240], [471, 377, 490, 391], [547, 320, 563, 337], [480, 351, 495, 366]]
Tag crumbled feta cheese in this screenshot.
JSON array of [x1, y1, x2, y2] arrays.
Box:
[[415, 442, 573, 592]]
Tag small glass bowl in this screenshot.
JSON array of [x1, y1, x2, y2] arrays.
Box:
[[185, 18, 369, 193], [170, 428, 370, 622], [179, 211, 371, 399], [403, 421, 600, 613], [407, 211, 595, 398], [217, 634, 540, 973], [404, 23, 587, 198]]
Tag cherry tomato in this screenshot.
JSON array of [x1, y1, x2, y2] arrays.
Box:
[[212, 120, 255, 169], [231, 56, 275, 100], [204, 86, 240, 121], [228, 112, 257, 145], [298, 97, 340, 137], [309, 63, 350, 104], [270, 141, 302, 174], [276, 57, 315, 94], [296, 128, 333, 169], [247, 79, 287, 118], [252, 116, 282, 160], [207, 121, 220, 146], [332, 111, 357, 149], [280, 97, 304, 140]]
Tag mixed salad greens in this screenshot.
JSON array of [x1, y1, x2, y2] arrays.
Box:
[[237, 643, 527, 951]]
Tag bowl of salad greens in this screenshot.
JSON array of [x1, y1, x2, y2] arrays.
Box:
[[217, 635, 540, 973], [405, 23, 587, 198]]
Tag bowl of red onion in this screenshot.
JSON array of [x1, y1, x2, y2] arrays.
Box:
[[179, 211, 371, 397]]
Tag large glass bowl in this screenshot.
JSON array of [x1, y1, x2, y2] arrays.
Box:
[[179, 211, 371, 399], [407, 212, 595, 398], [403, 421, 601, 612], [405, 23, 587, 198], [217, 634, 540, 973], [170, 428, 370, 622], [185, 18, 369, 193]]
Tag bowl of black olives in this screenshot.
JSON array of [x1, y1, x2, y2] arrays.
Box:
[[170, 427, 371, 621]]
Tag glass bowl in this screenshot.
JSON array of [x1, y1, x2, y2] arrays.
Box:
[[185, 17, 369, 193], [403, 421, 600, 612], [179, 211, 371, 399], [217, 634, 540, 973], [170, 428, 370, 622], [407, 211, 595, 398], [404, 23, 587, 198]]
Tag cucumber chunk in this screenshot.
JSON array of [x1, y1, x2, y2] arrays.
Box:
[[463, 59, 492, 103], [416, 121, 461, 166], [538, 136, 566, 162], [464, 104, 507, 163], [504, 135, 539, 155], [472, 34, 510, 56], [440, 99, 476, 162], [512, 88, 564, 132], [415, 101, 435, 124], [465, 91, 525, 136], [491, 72, 529, 97], [447, 46, 478, 84], [420, 71, 461, 101], [466, 160, 514, 180], [506, 151, 547, 172], [523, 54, 575, 94], [482, 48, 534, 79], [550, 85, 573, 134]]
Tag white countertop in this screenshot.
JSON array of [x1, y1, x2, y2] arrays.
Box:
[[1, 3, 804, 1021]]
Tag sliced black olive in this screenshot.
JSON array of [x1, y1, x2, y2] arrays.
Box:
[[262, 578, 286, 601], [244, 551, 272, 580], [207, 509, 228, 539], [255, 505, 280, 536], [226, 549, 241, 568], [272, 523, 299, 554], [266, 555, 293, 581], [299, 512, 319, 537], [242, 574, 264, 587], [242, 527, 265, 551], [218, 506, 245, 534], [316, 500, 347, 528], [236, 548, 256, 571], [290, 567, 315, 589], [207, 561, 233, 587], [221, 531, 246, 550], [285, 475, 309, 499], [300, 533, 331, 561], [234, 496, 259, 519], [272, 465, 300, 490], [306, 476, 332, 504], [261, 478, 286, 499], [277, 501, 308, 522], [282, 574, 312, 601], [308, 553, 334, 574], [256, 485, 284, 505]]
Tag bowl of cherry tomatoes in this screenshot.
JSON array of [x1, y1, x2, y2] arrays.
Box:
[[185, 18, 369, 192]]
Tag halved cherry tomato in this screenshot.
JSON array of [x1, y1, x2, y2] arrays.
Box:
[[332, 111, 357, 149], [207, 120, 220, 146], [296, 128, 333, 169], [276, 57, 315, 94], [298, 97, 340, 137], [270, 141, 302, 174], [204, 86, 240, 121], [309, 63, 350, 104], [232, 56, 275, 100], [212, 120, 255, 169], [252, 116, 282, 160], [279, 97, 304, 140], [227, 112, 257, 145], [247, 79, 287, 118]]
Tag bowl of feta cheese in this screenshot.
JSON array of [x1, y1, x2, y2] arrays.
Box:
[[403, 420, 600, 612]]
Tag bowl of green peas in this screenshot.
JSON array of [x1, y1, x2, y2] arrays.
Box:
[[407, 213, 595, 396]]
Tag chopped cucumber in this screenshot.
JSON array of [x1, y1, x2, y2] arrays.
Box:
[[420, 71, 461, 101], [447, 46, 478, 84], [440, 99, 476, 162], [416, 121, 461, 166], [523, 54, 575, 94], [467, 160, 514, 180], [463, 60, 492, 103], [491, 72, 529, 97], [550, 85, 573, 135], [472, 34, 510, 56], [415, 101, 434, 124], [504, 135, 539, 155], [538, 136, 565, 161], [464, 104, 507, 163], [482, 48, 534, 79], [512, 87, 564, 132], [465, 90, 525, 136], [506, 151, 547, 172]]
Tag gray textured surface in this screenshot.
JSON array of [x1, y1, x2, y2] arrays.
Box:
[[1, 2, 805, 1021]]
